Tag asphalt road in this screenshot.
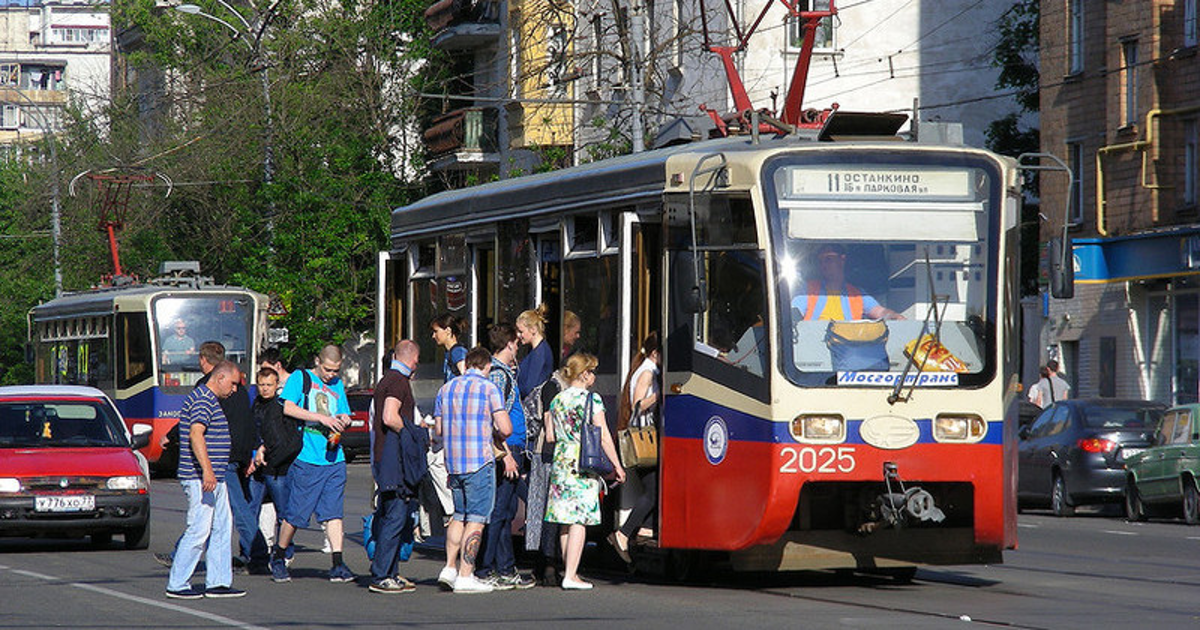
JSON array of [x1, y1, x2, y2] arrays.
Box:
[[2, 464, 1199, 630]]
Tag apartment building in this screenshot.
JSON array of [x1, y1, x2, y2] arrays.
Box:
[[1040, 0, 1200, 402], [0, 0, 111, 145]]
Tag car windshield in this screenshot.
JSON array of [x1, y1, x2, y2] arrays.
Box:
[[766, 157, 999, 389], [1083, 406, 1162, 429], [0, 400, 127, 447], [154, 295, 254, 390]]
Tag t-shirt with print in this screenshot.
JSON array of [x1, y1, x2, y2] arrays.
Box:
[[177, 385, 231, 481], [279, 368, 351, 466]]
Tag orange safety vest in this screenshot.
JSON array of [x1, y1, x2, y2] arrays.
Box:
[[804, 280, 864, 320]]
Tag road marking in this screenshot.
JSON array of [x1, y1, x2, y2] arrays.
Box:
[[1017, 523, 1039, 529], [0, 565, 268, 630], [1187, 536, 1200, 541], [1102, 530, 1138, 536]]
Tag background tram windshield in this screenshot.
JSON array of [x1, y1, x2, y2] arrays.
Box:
[[769, 161, 997, 388], [153, 296, 253, 389]]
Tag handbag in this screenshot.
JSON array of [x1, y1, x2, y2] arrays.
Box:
[[577, 392, 614, 477], [619, 404, 658, 469]]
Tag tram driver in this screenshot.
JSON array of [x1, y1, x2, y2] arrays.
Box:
[[792, 244, 903, 321], [161, 318, 197, 365]]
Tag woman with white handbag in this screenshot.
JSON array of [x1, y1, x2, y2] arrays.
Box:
[[609, 332, 661, 564]]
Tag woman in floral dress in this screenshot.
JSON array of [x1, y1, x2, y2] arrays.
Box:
[[544, 352, 624, 590]]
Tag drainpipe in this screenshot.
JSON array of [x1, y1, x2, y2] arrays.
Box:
[[1096, 104, 1200, 236]]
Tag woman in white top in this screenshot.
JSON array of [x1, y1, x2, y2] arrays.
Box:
[[608, 332, 661, 563]]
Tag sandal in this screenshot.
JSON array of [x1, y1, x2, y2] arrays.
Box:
[[607, 532, 632, 564]]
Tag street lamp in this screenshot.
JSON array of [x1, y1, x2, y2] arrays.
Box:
[[2, 90, 63, 297], [175, 1, 277, 241]]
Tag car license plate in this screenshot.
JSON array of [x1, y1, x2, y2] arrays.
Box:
[[1119, 448, 1143, 461], [35, 495, 95, 512]]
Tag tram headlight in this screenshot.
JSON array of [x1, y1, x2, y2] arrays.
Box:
[[933, 414, 987, 443], [790, 414, 846, 443]]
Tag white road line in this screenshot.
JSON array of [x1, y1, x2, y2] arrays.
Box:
[[1101, 530, 1138, 536], [1017, 523, 1039, 529], [1, 565, 269, 630], [1187, 536, 1200, 541]]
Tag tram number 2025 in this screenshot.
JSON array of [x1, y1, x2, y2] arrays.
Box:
[[779, 446, 856, 474]]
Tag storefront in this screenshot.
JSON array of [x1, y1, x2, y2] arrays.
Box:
[[1044, 227, 1200, 404]]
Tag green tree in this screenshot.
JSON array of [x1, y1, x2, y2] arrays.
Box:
[[986, 0, 1040, 296]]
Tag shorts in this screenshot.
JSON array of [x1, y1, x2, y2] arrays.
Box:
[[284, 460, 346, 527], [448, 462, 495, 524]]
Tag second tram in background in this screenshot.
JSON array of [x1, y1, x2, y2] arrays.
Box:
[[379, 117, 1023, 576], [28, 262, 269, 472]]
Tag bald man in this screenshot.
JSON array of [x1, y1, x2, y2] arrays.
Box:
[[166, 361, 245, 599], [367, 340, 425, 593]]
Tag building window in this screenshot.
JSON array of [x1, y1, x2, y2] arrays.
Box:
[[0, 105, 17, 130], [788, 1, 835, 52], [674, 0, 685, 69], [1121, 39, 1138, 127], [1185, 120, 1198, 207], [50, 27, 109, 45], [18, 64, 65, 91], [1068, 0, 1084, 73], [591, 14, 603, 83], [0, 63, 17, 86], [1068, 142, 1084, 224], [1186, 0, 1198, 48], [545, 24, 568, 98], [509, 13, 522, 98]]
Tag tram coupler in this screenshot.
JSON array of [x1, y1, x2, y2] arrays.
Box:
[[859, 462, 945, 534]]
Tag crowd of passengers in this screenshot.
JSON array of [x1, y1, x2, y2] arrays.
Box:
[[161, 307, 662, 599]]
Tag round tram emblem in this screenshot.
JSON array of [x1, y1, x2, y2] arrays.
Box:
[[704, 416, 728, 465]]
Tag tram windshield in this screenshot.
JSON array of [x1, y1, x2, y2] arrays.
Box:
[[153, 295, 254, 389], [767, 160, 998, 388]]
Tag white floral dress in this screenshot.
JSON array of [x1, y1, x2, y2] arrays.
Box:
[[544, 387, 604, 526]]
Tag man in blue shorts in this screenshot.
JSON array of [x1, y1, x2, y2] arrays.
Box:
[[434, 347, 512, 594], [268, 344, 355, 584]]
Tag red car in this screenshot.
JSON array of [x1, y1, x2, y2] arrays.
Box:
[[0, 386, 152, 549], [342, 389, 373, 463]]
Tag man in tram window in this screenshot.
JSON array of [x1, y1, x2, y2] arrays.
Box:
[[162, 318, 197, 364], [793, 243, 903, 321]]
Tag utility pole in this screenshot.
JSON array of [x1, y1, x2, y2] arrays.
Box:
[[629, 1, 646, 152]]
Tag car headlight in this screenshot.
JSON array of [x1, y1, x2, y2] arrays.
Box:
[[933, 414, 987, 443], [790, 414, 846, 443], [106, 475, 148, 491], [0, 478, 21, 493]]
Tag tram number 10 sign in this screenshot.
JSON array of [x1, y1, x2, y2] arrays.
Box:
[[778, 446, 857, 474]]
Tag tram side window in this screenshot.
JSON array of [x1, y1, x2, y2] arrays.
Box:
[[562, 255, 619, 375], [668, 249, 770, 402], [117, 313, 152, 389]]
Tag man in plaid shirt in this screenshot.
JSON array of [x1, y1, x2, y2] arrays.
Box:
[[433, 347, 512, 594]]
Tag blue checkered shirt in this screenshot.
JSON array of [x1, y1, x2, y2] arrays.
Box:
[[434, 369, 505, 475]]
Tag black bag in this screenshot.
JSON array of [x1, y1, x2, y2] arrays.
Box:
[[576, 393, 613, 477]]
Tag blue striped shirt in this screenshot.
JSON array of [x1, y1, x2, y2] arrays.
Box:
[[178, 385, 231, 481]]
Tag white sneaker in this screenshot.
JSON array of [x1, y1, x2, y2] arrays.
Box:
[[453, 574, 495, 594], [437, 566, 458, 590]]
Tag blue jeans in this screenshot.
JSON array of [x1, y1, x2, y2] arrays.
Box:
[[262, 471, 294, 560], [369, 490, 417, 581], [478, 451, 523, 576], [225, 466, 268, 566], [449, 462, 496, 524], [167, 479, 233, 591]]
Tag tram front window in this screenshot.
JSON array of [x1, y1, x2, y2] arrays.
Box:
[[154, 296, 253, 389], [769, 160, 998, 388]]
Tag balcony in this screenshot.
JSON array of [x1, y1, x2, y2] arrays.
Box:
[[423, 107, 500, 171], [425, 0, 501, 50]]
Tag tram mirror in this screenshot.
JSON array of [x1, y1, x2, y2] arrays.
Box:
[[1048, 236, 1074, 299]]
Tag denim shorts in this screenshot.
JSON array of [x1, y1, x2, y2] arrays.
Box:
[[284, 460, 346, 527], [448, 462, 495, 524]]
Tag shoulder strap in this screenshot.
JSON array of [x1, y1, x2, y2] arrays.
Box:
[[301, 369, 312, 409]]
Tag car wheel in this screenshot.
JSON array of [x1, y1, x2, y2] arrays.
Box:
[[90, 532, 113, 548], [124, 523, 151, 550], [1051, 474, 1075, 517], [1184, 479, 1200, 526], [1125, 477, 1146, 522]]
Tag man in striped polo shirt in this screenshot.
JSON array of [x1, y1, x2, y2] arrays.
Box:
[[166, 361, 246, 599], [434, 347, 512, 594]]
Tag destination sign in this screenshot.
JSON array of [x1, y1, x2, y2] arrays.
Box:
[[786, 167, 973, 201]]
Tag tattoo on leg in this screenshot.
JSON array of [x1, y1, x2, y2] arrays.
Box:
[[463, 531, 482, 566]]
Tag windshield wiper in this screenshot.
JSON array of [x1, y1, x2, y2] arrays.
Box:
[[888, 249, 946, 405]]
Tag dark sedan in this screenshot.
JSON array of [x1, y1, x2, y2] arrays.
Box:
[[1018, 399, 1165, 516]]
